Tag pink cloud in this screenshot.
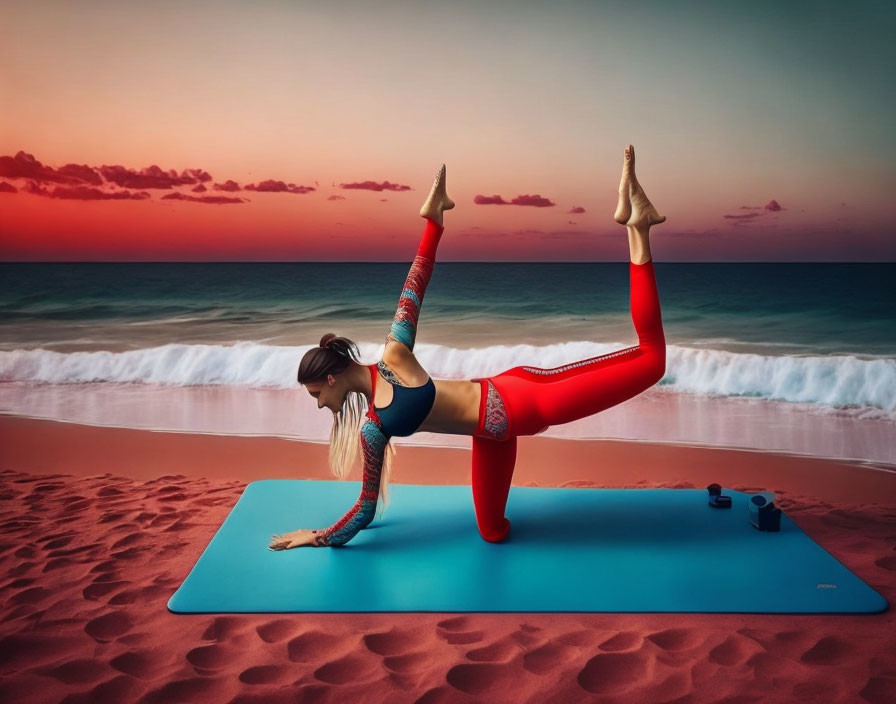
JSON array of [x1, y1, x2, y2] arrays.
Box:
[[339, 180, 411, 192], [474, 193, 555, 207], [160, 192, 246, 205], [765, 199, 784, 212], [213, 180, 242, 192], [474, 194, 509, 205], [192, 184, 207, 193], [723, 212, 761, 220], [328, 195, 346, 201], [245, 179, 315, 194], [568, 206, 586, 214], [22, 180, 151, 200], [510, 194, 555, 207], [0, 181, 17, 193]]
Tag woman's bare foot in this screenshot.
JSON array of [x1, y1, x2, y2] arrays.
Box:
[[613, 145, 635, 224], [614, 144, 666, 230], [419, 164, 455, 226]]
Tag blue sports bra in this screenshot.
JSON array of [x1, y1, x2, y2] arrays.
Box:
[[368, 361, 436, 437]]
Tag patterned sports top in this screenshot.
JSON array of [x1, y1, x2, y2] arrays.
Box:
[[370, 361, 436, 438]]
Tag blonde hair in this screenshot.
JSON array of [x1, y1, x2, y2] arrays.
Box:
[[297, 333, 394, 520], [328, 389, 395, 520]]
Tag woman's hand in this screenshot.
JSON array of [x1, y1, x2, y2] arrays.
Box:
[[269, 529, 321, 550]]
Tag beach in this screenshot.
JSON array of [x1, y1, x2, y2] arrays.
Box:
[[2, 415, 895, 703]]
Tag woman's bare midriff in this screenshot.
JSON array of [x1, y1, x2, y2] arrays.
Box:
[[375, 350, 482, 436], [418, 379, 482, 436]]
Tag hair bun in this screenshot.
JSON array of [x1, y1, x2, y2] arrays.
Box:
[[320, 333, 337, 349]]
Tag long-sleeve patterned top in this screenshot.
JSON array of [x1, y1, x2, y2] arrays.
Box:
[[312, 411, 389, 547], [313, 217, 442, 547]]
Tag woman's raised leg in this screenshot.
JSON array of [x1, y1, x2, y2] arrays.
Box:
[[388, 165, 455, 351], [491, 145, 667, 435]]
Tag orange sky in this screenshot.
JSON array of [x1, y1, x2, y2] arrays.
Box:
[[1, 1, 894, 261]]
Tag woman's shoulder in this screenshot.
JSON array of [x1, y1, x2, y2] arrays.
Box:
[[380, 337, 430, 387]]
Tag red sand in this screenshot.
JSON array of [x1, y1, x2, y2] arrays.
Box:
[[1, 415, 895, 703]]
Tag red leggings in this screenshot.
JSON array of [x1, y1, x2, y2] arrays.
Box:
[[470, 260, 666, 542]]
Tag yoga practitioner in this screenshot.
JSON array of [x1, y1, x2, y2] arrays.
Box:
[[269, 145, 666, 550]]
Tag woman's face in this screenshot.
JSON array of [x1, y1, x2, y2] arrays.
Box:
[[303, 375, 342, 413]]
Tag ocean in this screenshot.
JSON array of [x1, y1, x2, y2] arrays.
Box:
[[1, 262, 894, 465]]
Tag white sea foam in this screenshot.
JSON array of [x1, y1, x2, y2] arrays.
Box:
[[1, 341, 894, 417]]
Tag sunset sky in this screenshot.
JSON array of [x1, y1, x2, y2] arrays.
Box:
[[1, 0, 894, 261]]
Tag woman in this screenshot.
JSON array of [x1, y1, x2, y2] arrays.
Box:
[[270, 145, 666, 550]]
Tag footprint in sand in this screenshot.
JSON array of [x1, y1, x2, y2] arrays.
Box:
[[860, 676, 896, 703], [186, 643, 234, 671], [314, 652, 382, 685], [599, 631, 642, 652], [523, 640, 581, 674], [287, 630, 346, 663], [239, 664, 293, 685], [708, 634, 764, 667], [255, 618, 297, 643], [557, 629, 601, 649], [110, 648, 171, 679], [435, 616, 484, 645], [42, 658, 107, 684], [82, 580, 129, 601], [800, 635, 851, 665], [363, 626, 428, 656], [382, 651, 436, 675], [445, 662, 517, 696], [578, 650, 651, 695], [466, 637, 519, 663], [84, 611, 133, 641], [200, 616, 245, 641], [7, 585, 53, 605], [645, 627, 702, 652]]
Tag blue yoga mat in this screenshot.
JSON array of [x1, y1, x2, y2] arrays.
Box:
[[167, 480, 888, 614]]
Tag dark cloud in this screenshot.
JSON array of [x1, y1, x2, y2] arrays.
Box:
[[0, 181, 17, 193], [339, 180, 411, 192], [473, 194, 509, 205], [765, 199, 784, 212], [1, 150, 319, 204], [473, 193, 555, 207], [510, 194, 555, 207], [327, 195, 346, 201], [0, 151, 102, 186], [160, 192, 246, 205], [568, 220, 576, 225], [99, 163, 200, 189], [568, 206, 586, 214], [22, 180, 151, 200], [245, 179, 315, 194], [187, 168, 213, 183]]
